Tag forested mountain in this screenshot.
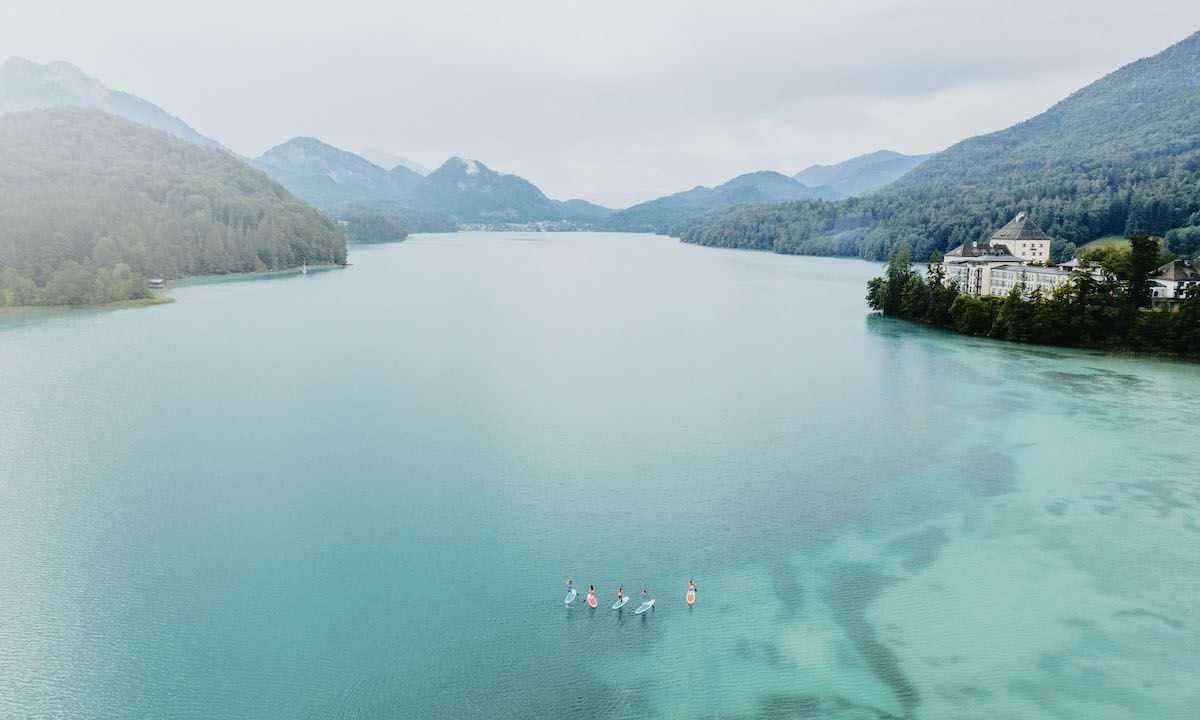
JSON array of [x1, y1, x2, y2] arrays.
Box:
[[338, 206, 409, 244], [680, 30, 1200, 262], [253, 138, 455, 232], [255, 137, 425, 202], [406, 157, 560, 222], [0, 56, 224, 150], [406, 157, 614, 224], [601, 171, 837, 233], [0, 107, 345, 306], [792, 150, 931, 197]]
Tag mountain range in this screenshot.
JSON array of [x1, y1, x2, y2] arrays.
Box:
[[8, 27, 1199, 286], [600, 171, 839, 233], [253, 140, 614, 228], [250, 137, 455, 232], [0, 57, 616, 232], [0, 56, 936, 240], [597, 153, 935, 234], [679, 30, 1200, 262]]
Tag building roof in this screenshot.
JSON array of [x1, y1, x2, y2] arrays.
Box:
[[944, 241, 1025, 264], [1154, 259, 1200, 282], [990, 212, 1052, 245]]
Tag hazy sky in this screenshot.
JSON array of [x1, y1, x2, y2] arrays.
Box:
[[5, 1, 1200, 204]]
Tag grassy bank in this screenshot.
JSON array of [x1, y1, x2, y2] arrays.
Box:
[[0, 295, 175, 313]]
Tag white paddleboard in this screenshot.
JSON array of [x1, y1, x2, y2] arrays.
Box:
[[613, 596, 630, 610], [564, 588, 577, 605], [634, 599, 655, 615]]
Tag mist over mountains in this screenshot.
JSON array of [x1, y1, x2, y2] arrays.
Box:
[[792, 150, 931, 197], [1, 57, 934, 236], [5, 23, 1200, 301], [0, 56, 225, 150], [358, 146, 430, 176]]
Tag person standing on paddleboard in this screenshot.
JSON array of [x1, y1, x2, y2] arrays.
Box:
[[617, 588, 624, 604], [688, 579, 697, 595], [641, 589, 650, 604]]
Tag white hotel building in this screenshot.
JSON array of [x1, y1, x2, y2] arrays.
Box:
[[942, 212, 1073, 298], [940, 212, 1200, 308]]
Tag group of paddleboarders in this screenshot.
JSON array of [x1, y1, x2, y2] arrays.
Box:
[[564, 579, 697, 610]]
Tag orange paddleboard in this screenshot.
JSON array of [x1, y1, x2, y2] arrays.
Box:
[[686, 589, 695, 605]]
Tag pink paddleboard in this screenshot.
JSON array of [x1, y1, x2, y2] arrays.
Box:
[[587, 593, 598, 608]]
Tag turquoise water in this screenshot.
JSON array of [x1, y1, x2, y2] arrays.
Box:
[[0, 232, 1196, 719]]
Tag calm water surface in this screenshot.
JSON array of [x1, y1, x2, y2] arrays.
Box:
[[1, 232, 1196, 719]]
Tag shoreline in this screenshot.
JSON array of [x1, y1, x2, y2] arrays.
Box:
[[165, 262, 346, 288], [0, 263, 344, 315], [0, 296, 175, 314]]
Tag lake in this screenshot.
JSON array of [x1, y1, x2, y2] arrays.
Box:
[[1, 232, 1196, 719]]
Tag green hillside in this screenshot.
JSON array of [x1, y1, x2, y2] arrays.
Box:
[[1078, 236, 1131, 253], [0, 107, 345, 306], [679, 30, 1200, 262]]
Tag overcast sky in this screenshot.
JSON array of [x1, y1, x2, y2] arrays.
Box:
[[5, 1, 1200, 205]]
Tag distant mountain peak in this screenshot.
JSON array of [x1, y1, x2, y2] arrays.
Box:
[[358, 146, 429, 175], [439, 156, 489, 176], [398, 156, 612, 224], [0, 56, 223, 150], [2, 56, 105, 101], [792, 150, 931, 197], [259, 136, 384, 167], [253, 137, 423, 204]]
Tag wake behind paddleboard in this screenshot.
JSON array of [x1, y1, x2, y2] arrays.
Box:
[[613, 596, 630, 610], [634, 599, 655, 615], [565, 588, 577, 605]]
